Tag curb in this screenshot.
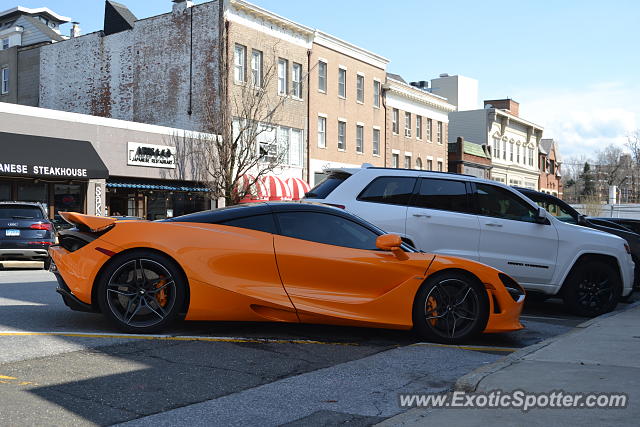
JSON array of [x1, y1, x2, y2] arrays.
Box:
[[454, 300, 640, 392]]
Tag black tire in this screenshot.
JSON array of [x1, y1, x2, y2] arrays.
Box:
[[412, 271, 489, 344], [562, 260, 621, 317], [96, 250, 186, 333], [43, 258, 51, 271], [525, 292, 549, 303]]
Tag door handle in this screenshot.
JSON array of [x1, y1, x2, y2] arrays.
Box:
[[485, 223, 503, 227], [413, 214, 431, 218]]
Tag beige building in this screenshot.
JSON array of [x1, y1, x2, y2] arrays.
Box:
[[384, 75, 456, 171], [308, 31, 389, 185]]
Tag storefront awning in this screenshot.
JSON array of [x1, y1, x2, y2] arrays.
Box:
[[107, 182, 210, 192], [0, 132, 109, 180]]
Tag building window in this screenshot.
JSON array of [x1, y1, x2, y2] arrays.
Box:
[[437, 121, 443, 144], [416, 116, 422, 139], [1, 39, 8, 50], [251, 49, 262, 87], [338, 68, 346, 98], [338, 121, 346, 150], [373, 80, 381, 108], [1, 68, 8, 94], [510, 142, 514, 161], [292, 62, 302, 98], [404, 112, 412, 137], [392, 153, 399, 168], [494, 139, 500, 158], [427, 118, 432, 141], [317, 116, 326, 148], [373, 128, 380, 155], [528, 148, 534, 166], [404, 155, 411, 169], [392, 108, 399, 134], [356, 74, 364, 103], [416, 158, 422, 170], [427, 159, 433, 170], [437, 161, 443, 172], [356, 125, 364, 153], [289, 128, 303, 166], [517, 145, 521, 163], [318, 60, 327, 92], [503, 141, 507, 159], [278, 58, 288, 95], [234, 44, 246, 83]]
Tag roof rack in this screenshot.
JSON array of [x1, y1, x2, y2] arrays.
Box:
[[363, 167, 474, 178]]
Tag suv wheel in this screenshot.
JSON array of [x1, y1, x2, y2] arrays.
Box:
[[412, 271, 489, 344], [562, 260, 620, 317]]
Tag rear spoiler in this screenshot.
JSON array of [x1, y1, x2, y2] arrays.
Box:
[[59, 212, 117, 233]]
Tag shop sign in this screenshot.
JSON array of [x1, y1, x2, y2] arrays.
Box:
[[0, 163, 88, 178], [127, 142, 176, 169], [95, 184, 103, 217]]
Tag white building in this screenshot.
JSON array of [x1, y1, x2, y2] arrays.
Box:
[[448, 99, 543, 189], [429, 74, 478, 111]]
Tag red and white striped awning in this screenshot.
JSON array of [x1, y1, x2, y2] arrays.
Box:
[[262, 175, 291, 201], [286, 177, 311, 201], [237, 174, 269, 203]]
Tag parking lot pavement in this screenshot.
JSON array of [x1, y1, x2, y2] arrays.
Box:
[[0, 268, 636, 426]]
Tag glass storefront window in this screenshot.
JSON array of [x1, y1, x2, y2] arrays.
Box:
[[17, 182, 47, 203], [0, 182, 10, 201]]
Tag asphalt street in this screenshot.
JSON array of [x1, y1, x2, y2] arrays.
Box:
[[0, 265, 635, 426]]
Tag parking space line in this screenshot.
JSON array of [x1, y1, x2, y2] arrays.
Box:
[[521, 315, 569, 321], [0, 331, 359, 346], [411, 342, 517, 353]]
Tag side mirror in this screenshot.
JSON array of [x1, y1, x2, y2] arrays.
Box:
[[376, 234, 409, 260], [534, 207, 548, 225], [577, 215, 588, 226]]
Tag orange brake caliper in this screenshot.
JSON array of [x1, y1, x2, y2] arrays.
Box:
[[427, 296, 438, 326], [155, 278, 168, 307]]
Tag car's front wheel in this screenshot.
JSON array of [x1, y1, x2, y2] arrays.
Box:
[[562, 260, 620, 317], [412, 271, 489, 344], [97, 250, 186, 333]]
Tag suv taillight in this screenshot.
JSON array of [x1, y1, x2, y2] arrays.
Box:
[[30, 223, 53, 231]]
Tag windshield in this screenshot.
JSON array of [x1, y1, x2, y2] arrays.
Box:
[[0, 205, 44, 220]]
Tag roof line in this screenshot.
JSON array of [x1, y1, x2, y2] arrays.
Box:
[[0, 6, 71, 23]]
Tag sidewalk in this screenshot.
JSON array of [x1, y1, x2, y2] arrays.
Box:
[[379, 303, 640, 426]]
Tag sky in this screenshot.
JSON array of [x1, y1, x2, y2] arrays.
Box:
[[9, 0, 640, 160]]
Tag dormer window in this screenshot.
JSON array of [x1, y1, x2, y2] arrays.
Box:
[[1, 39, 8, 50]]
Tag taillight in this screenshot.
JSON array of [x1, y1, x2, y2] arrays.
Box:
[[30, 223, 53, 231], [27, 241, 53, 245]]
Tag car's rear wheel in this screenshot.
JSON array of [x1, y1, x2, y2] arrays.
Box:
[[412, 271, 489, 344], [562, 260, 620, 317], [97, 251, 186, 333]]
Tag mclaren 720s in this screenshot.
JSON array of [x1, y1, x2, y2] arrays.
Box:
[[49, 202, 525, 344]]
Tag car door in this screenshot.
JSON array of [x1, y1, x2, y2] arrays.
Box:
[[272, 210, 427, 325], [473, 183, 559, 286], [405, 177, 481, 260], [347, 176, 417, 238]]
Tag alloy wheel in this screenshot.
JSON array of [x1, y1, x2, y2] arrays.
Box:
[[423, 278, 480, 340]]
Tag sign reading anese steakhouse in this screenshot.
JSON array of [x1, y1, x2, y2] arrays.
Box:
[[0, 163, 88, 177]]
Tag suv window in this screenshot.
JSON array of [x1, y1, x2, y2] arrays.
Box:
[[218, 214, 276, 234], [410, 178, 470, 213], [357, 176, 417, 206], [276, 211, 378, 250], [0, 205, 44, 219], [533, 199, 576, 224], [305, 172, 351, 199], [475, 184, 538, 223]]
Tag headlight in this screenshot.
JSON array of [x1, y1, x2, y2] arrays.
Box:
[[498, 273, 525, 302]]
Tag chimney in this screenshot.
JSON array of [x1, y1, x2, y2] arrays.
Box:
[[457, 136, 464, 143], [484, 99, 520, 117], [70, 22, 81, 38], [173, 0, 194, 14]]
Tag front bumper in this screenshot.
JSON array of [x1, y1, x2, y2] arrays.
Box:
[[483, 280, 525, 334]]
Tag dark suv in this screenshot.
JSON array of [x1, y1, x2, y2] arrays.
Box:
[[0, 202, 55, 269]]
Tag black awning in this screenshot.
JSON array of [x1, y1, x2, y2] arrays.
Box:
[[0, 132, 109, 180]]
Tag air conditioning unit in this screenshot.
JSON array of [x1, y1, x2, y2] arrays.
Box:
[[405, 129, 411, 137]]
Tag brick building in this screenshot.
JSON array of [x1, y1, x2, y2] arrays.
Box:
[[384, 74, 455, 172], [448, 136, 492, 179], [538, 138, 562, 196]]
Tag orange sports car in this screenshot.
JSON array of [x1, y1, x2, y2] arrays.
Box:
[[49, 202, 524, 343]]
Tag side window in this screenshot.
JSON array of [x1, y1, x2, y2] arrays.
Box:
[[534, 200, 576, 224], [357, 176, 417, 206], [410, 178, 470, 213], [475, 184, 538, 223], [276, 212, 378, 250], [218, 214, 276, 234]]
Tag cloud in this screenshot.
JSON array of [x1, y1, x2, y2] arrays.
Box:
[[517, 82, 639, 160]]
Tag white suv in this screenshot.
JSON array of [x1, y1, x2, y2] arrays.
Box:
[[305, 166, 635, 317]]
